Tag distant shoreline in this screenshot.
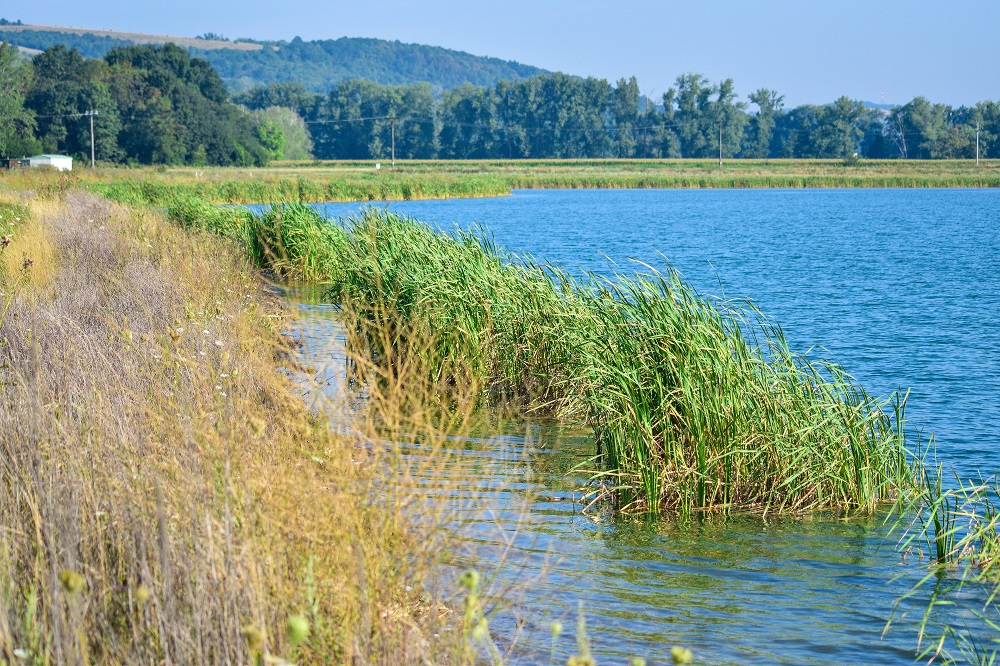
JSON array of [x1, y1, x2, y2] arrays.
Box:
[[83, 159, 1000, 205], [3, 160, 998, 209]]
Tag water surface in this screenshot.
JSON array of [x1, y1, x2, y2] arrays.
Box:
[[288, 189, 999, 663]]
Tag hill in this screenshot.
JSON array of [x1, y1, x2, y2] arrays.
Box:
[[0, 23, 549, 93]]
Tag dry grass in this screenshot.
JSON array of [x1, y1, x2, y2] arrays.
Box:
[[0, 190, 489, 664], [0, 198, 57, 294]]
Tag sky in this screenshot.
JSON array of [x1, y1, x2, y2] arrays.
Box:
[[5, 1, 998, 107]]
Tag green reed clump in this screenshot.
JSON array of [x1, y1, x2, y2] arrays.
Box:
[[254, 204, 351, 283], [111, 193, 914, 516], [163, 197, 350, 284], [325, 210, 579, 401], [565, 272, 911, 514], [316, 208, 913, 516], [90, 173, 513, 207]]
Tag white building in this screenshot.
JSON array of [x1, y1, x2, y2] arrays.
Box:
[[28, 154, 73, 172]]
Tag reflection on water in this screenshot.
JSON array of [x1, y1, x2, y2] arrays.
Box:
[[287, 296, 946, 665]]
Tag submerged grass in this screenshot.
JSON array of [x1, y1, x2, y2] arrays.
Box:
[[148, 195, 915, 517], [889, 464, 1000, 664]]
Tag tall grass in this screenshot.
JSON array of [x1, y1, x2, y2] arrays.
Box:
[[0, 191, 501, 664], [336, 210, 913, 515], [162, 199, 914, 516], [88, 173, 513, 206], [5, 160, 997, 216]]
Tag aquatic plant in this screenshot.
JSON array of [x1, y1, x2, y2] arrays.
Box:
[[200, 203, 913, 516], [889, 465, 1000, 663]]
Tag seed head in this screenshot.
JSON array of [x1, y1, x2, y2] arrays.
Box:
[[1, 235, 11, 248], [242, 625, 266, 650], [59, 569, 85, 594], [136, 585, 151, 605], [670, 646, 693, 664], [551, 621, 563, 639], [22, 257, 33, 270], [457, 569, 480, 593], [567, 657, 597, 666], [286, 614, 309, 645]]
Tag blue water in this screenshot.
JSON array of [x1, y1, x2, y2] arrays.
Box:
[[287, 189, 1000, 664], [309, 189, 1000, 479]]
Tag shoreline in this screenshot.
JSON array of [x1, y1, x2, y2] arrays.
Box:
[[3, 159, 999, 209]]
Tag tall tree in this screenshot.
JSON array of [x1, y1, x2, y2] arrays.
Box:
[[25, 45, 122, 162], [974, 100, 1000, 158], [709, 78, 747, 158], [744, 88, 784, 158], [886, 97, 951, 159], [612, 77, 640, 157], [0, 42, 37, 157], [104, 43, 268, 165], [668, 73, 713, 157], [252, 106, 312, 160], [811, 97, 868, 157]]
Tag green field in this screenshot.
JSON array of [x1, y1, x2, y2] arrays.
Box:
[[4, 158, 998, 208]]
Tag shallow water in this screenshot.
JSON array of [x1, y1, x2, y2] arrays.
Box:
[[284, 189, 1000, 663]]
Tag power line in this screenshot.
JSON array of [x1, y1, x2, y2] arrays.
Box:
[[32, 110, 100, 119]]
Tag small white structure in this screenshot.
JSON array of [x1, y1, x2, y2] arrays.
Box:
[[28, 154, 73, 172]]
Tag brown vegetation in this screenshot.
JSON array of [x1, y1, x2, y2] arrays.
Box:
[[0, 190, 476, 664]]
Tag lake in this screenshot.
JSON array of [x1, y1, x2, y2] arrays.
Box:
[[287, 189, 1000, 664]]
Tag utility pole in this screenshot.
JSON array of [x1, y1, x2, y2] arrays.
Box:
[[86, 110, 99, 168], [718, 122, 723, 166], [391, 117, 395, 169], [976, 121, 981, 166]]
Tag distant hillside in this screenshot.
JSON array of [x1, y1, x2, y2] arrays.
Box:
[[862, 100, 895, 111], [0, 23, 549, 93], [0, 23, 262, 51]]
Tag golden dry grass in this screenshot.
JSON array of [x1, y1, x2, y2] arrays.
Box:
[[0, 190, 492, 664]]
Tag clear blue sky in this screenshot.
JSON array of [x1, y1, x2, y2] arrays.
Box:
[[5, 0, 997, 107]]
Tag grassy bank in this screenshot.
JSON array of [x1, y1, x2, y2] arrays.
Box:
[[136, 195, 915, 517], [2, 158, 999, 209], [0, 189, 497, 664]]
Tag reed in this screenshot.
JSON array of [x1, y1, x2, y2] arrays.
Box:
[[88, 173, 513, 206], [179, 201, 914, 516], [889, 465, 1000, 663], [5, 159, 998, 215]]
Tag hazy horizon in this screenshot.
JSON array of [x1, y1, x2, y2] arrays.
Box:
[[3, 0, 997, 107]]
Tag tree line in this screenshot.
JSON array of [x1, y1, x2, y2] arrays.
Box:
[[2, 40, 998, 165], [0, 42, 275, 165], [240, 75, 999, 161]]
